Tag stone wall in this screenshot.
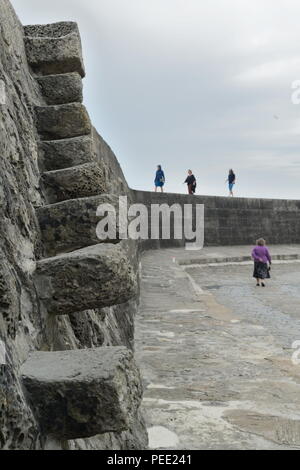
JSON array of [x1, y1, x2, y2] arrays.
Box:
[[133, 191, 300, 248], [0, 0, 147, 451]]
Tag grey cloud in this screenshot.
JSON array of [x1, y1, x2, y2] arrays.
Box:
[[12, 0, 300, 198]]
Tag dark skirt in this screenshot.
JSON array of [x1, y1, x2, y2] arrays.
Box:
[[188, 184, 195, 195], [253, 262, 270, 280]]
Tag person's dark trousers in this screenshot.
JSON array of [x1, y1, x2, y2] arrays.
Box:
[[188, 185, 194, 195]]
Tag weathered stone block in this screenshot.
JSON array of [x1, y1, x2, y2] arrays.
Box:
[[41, 162, 107, 203], [36, 73, 83, 105], [38, 136, 94, 172], [34, 244, 137, 315], [20, 347, 143, 440], [37, 194, 120, 256], [24, 22, 85, 77], [35, 103, 91, 140]]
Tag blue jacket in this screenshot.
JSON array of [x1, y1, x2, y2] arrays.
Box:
[[155, 170, 165, 183]]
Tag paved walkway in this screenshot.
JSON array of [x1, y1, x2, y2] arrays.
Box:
[[135, 245, 300, 450]]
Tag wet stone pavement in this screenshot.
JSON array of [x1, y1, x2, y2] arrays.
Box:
[[135, 246, 300, 450]]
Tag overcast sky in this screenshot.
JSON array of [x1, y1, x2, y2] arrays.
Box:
[[12, 0, 300, 198]]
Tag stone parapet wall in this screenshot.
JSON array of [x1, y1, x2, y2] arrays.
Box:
[[133, 191, 300, 248]]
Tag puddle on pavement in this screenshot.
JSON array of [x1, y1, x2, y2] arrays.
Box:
[[204, 285, 223, 290], [169, 309, 205, 314], [157, 331, 175, 339], [148, 426, 179, 449], [148, 383, 175, 390]]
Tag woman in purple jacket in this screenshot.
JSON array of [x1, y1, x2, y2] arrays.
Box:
[[252, 239, 272, 287]]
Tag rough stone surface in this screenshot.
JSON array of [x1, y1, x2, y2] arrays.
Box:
[[63, 411, 148, 450], [37, 194, 121, 256], [24, 22, 76, 37], [24, 22, 85, 77], [35, 103, 91, 140], [38, 135, 94, 172], [36, 72, 83, 105], [92, 128, 131, 197], [41, 162, 107, 203], [21, 347, 143, 440], [35, 244, 137, 315], [0, 0, 45, 450], [0, 1, 146, 450]]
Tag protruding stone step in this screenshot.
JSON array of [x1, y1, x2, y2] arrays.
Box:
[[35, 103, 91, 140], [20, 347, 143, 440], [41, 162, 107, 203], [38, 136, 94, 172], [37, 195, 120, 256], [24, 22, 85, 77], [34, 244, 137, 315], [36, 72, 83, 105]]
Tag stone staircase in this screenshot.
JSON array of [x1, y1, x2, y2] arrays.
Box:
[[19, 22, 143, 443]]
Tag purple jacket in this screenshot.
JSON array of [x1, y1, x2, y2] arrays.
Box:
[[252, 246, 272, 264]]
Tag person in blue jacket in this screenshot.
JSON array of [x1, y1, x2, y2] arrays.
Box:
[[154, 165, 165, 193], [227, 169, 236, 197]]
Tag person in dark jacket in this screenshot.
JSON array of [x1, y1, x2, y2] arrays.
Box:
[[184, 170, 197, 195], [154, 165, 165, 193], [227, 169, 236, 197]]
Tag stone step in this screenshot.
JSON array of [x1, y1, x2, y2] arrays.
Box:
[[38, 135, 94, 172], [20, 347, 143, 440], [41, 162, 107, 204], [35, 103, 91, 140], [24, 22, 85, 77], [34, 244, 137, 315], [37, 194, 120, 256], [36, 72, 83, 105], [179, 253, 300, 266]]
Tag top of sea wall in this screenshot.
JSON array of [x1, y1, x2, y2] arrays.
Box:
[[133, 190, 300, 211]]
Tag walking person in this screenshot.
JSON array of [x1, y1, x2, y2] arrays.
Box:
[[252, 238, 272, 287], [184, 170, 197, 195], [227, 169, 236, 197], [154, 165, 165, 193]]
